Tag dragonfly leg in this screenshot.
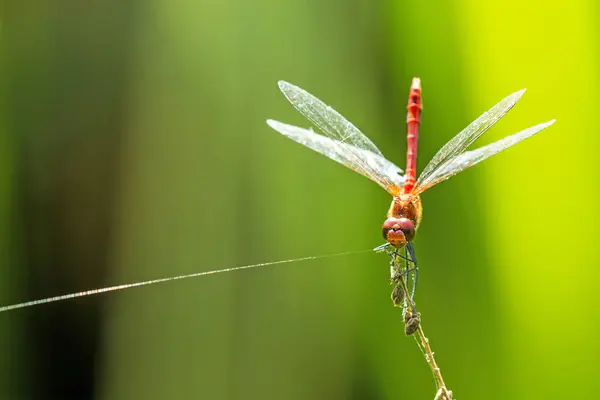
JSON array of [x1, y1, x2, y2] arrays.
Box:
[[373, 243, 391, 253], [407, 243, 418, 301]]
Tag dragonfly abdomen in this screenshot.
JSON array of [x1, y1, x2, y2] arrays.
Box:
[[403, 77, 422, 194]]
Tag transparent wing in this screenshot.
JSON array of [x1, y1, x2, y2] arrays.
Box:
[[413, 120, 555, 194], [273, 80, 403, 195], [416, 89, 526, 189], [278, 81, 383, 155], [267, 120, 404, 191]]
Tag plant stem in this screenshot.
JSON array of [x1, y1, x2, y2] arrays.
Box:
[[394, 255, 453, 400], [415, 325, 452, 400]]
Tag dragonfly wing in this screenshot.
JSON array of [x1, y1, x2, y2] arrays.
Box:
[[274, 81, 403, 195], [416, 89, 526, 189], [278, 81, 383, 155], [267, 119, 405, 192], [413, 120, 555, 194]]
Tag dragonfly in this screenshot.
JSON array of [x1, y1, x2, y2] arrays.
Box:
[[267, 78, 555, 301]]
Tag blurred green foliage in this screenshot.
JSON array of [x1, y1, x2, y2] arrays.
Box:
[[1, 0, 598, 399]]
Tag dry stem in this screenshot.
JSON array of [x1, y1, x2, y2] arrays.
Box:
[[394, 255, 453, 400]]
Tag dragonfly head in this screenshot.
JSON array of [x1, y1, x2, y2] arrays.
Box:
[[382, 217, 415, 248]]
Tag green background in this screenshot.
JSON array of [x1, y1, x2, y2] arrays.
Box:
[[1, 0, 598, 399]]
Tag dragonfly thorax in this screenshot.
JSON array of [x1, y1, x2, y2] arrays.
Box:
[[382, 195, 422, 248]]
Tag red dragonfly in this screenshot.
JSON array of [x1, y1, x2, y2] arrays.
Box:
[[267, 78, 554, 258]]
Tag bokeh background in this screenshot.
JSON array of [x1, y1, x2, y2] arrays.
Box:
[[1, 1, 598, 399]]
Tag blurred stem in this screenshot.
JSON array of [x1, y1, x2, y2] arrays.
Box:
[[393, 252, 453, 400]]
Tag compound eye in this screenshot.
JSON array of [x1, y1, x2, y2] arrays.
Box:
[[396, 218, 415, 242]]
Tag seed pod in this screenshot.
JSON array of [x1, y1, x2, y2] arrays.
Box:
[[391, 285, 405, 307], [404, 312, 421, 336]]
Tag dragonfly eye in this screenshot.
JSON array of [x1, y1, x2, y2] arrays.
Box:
[[382, 217, 415, 247]]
